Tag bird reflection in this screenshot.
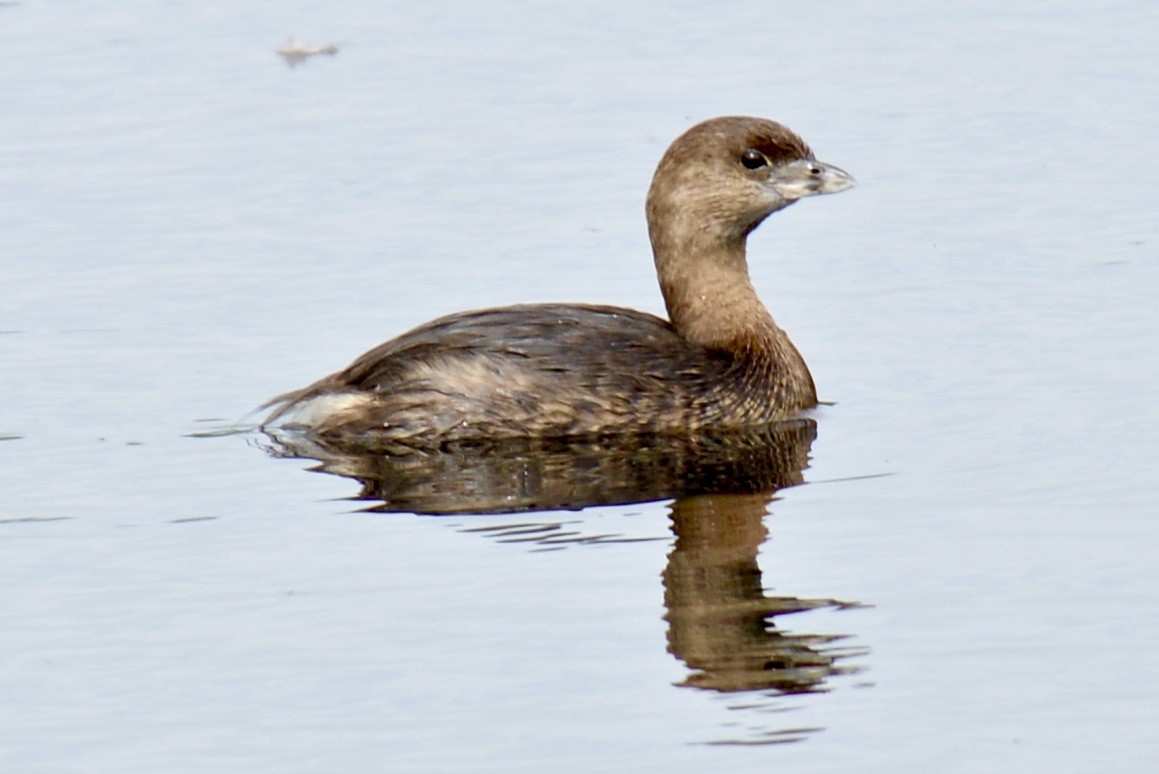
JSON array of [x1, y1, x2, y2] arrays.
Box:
[[263, 418, 867, 743], [264, 418, 820, 514], [664, 492, 866, 700]]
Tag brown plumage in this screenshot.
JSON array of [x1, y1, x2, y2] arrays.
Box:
[[262, 116, 854, 447]]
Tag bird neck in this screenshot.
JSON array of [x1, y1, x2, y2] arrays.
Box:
[[649, 224, 818, 409], [651, 227, 777, 353]]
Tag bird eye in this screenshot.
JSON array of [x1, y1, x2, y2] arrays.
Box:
[[740, 149, 769, 170]]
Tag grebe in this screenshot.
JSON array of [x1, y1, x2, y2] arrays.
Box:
[[262, 116, 854, 445]]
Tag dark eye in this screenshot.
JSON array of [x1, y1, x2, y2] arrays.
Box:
[[740, 149, 769, 170]]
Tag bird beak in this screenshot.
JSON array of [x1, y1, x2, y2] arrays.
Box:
[[771, 158, 856, 201]]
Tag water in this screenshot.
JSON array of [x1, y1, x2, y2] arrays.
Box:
[[2, 1, 1158, 771]]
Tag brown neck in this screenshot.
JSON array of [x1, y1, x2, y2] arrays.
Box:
[[651, 224, 778, 352], [649, 220, 818, 408]]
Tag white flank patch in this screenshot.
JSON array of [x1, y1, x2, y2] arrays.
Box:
[[268, 392, 374, 429]]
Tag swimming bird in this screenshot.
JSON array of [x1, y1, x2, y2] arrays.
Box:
[[262, 116, 854, 446]]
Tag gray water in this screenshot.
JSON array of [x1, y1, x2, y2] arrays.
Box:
[[3, 1, 1158, 771]]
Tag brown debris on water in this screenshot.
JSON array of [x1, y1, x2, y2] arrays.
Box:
[[277, 38, 339, 67]]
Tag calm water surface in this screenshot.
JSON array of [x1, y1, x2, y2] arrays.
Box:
[[2, 1, 1157, 771]]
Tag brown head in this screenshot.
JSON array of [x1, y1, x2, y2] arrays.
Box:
[[644, 116, 854, 351]]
